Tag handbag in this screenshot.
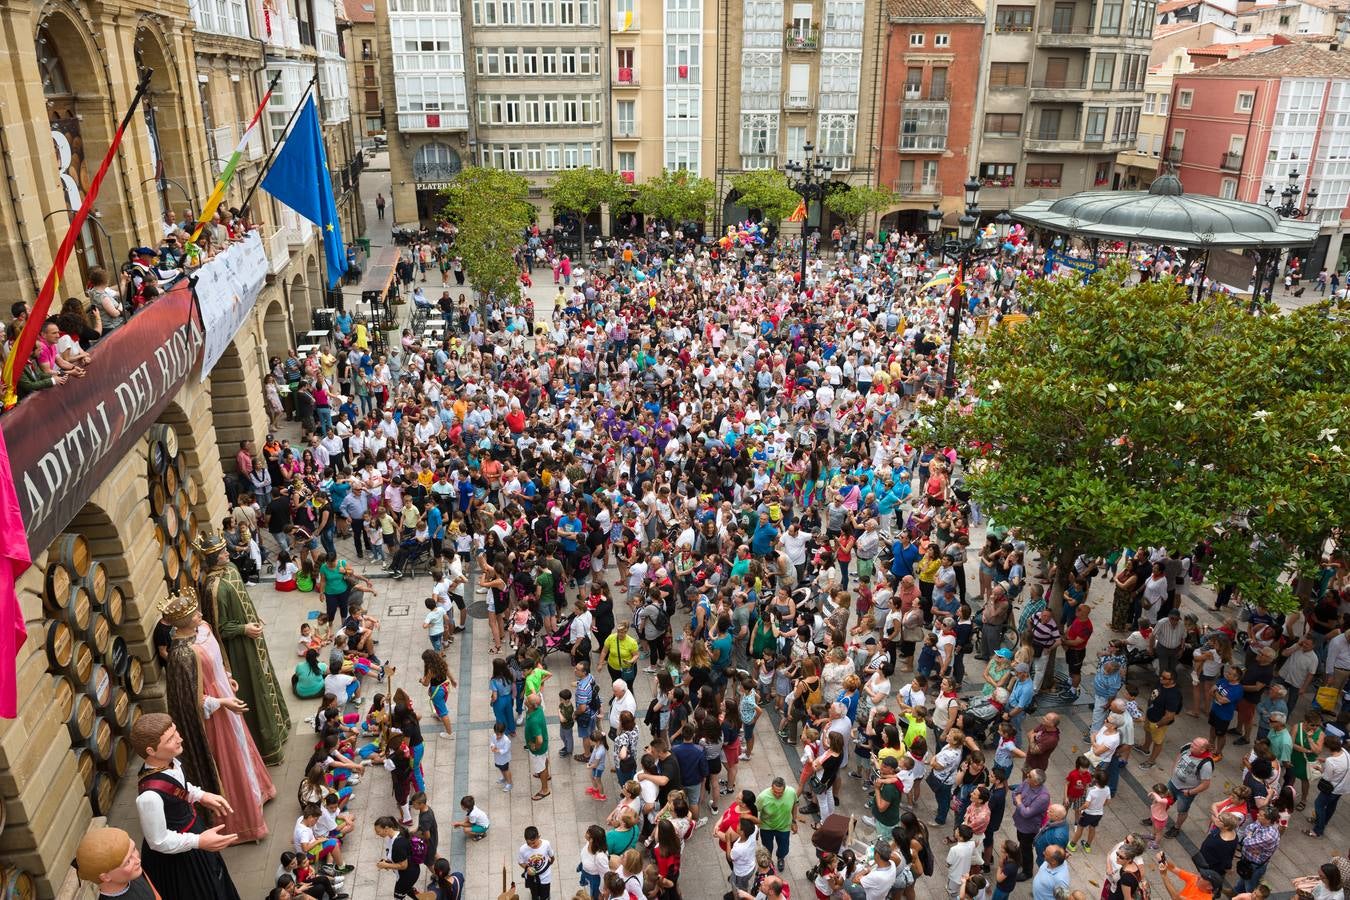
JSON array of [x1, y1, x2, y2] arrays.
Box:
[[1318, 777, 1335, 794], [1235, 857, 1255, 879]]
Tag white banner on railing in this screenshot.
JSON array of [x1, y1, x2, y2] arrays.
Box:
[[193, 229, 269, 382]]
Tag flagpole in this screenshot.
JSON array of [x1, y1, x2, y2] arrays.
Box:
[[187, 71, 281, 244], [239, 73, 318, 216], [2, 68, 154, 408]]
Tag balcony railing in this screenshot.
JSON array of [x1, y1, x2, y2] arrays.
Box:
[[614, 67, 638, 85], [1039, 24, 1092, 33], [611, 11, 639, 31], [817, 154, 851, 171], [1221, 151, 1243, 171], [903, 85, 952, 102], [979, 176, 1016, 188], [412, 160, 466, 182], [1030, 78, 1088, 90], [1166, 146, 1183, 163], [783, 90, 814, 110], [1024, 176, 1063, 187], [614, 125, 638, 138], [894, 180, 942, 197], [994, 19, 1035, 32], [397, 111, 470, 132], [269, 227, 292, 275], [784, 25, 820, 50], [741, 153, 779, 170]]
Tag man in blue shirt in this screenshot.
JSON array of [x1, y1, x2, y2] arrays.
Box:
[[426, 503, 444, 560], [750, 512, 778, 559], [1090, 658, 1123, 736], [1031, 847, 1070, 900], [1006, 664, 1036, 738], [557, 504, 583, 579], [671, 724, 709, 817], [890, 532, 921, 582]]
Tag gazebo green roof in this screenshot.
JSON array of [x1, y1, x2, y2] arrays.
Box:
[[1010, 174, 1320, 249]]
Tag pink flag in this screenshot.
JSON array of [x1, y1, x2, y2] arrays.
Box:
[[0, 425, 32, 718]]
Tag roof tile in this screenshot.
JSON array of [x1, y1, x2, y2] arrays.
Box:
[[1187, 41, 1350, 76], [887, 0, 983, 19]]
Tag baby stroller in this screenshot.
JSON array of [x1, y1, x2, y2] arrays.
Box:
[[539, 612, 576, 657], [958, 691, 1007, 746]]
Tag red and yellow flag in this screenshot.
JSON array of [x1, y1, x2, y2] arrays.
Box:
[[2, 74, 152, 408], [787, 200, 807, 223]]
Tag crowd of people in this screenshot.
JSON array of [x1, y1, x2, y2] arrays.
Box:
[[101, 211, 1349, 900]]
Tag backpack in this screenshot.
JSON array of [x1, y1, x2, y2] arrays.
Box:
[[648, 604, 669, 635], [409, 834, 427, 866]]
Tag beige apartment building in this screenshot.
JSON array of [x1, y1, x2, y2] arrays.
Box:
[[347, 0, 390, 141], [712, 0, 887, 229], [973, 0, 1154, 205]]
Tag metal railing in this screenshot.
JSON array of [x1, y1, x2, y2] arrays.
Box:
[[614, 67, 638, 85], [903, 84, 952, 101], [1038, 24, 1092, 33], [1166, 146, 1183, 163], [893, 180, 942, 197], [412, 160, 466, 182], [1221, 151, 1243, 171], [784, 25, 820, 50], [1030, 78, 1089, 90], [783, 90, 814, 110]]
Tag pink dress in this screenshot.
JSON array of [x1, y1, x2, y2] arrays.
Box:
[[194, 623, 277, 841]]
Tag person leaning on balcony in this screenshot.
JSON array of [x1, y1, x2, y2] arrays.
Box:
[[85, 267, 125, 334], [19, 340, 70, 396], [38, 316, 87, 377]]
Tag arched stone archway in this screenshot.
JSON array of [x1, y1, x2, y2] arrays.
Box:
[[207, 339, 256, 475], [134, 21, 194, 224], [288, 272, 307, 344], [262, 298, 289, 365], [36, 7, 125, 280]]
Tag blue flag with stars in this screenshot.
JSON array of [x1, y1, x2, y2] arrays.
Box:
[[261, 96, 347, 288]]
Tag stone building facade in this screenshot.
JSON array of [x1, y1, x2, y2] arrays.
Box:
[[0, 1, 346, 896]]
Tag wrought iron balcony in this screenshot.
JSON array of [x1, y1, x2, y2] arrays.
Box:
[[784, 25, 820, 50]]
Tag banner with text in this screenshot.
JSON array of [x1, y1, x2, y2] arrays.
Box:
[[194, 229, 269, 382], [0, 283, 203, 552]]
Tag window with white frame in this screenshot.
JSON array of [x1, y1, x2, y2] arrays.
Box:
[[618, 151, 636, 174], [740, 112, 779, 158], [910, 33, 925, 46], [934, 33, 950, 46], [1236, 91, 1255, 113], [818, 112, 856, 156], [616, 99, 635, 134], [1219, 178, 1237, 199], [1177, 89, 1192, 109]]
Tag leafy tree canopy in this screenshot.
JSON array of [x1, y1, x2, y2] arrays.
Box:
[[545, 166, 628, 218], [729, 170, 801, 225], [824, 184, 897, 228], [439, 167, 533, 301], [926, 265, 1349, 612], [633, 169, 716, 227]]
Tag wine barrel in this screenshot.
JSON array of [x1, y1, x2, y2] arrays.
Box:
[[164, 462, 180, 496], [83, 664, 113, 710], [85, 614, 111, 658], [42, 562, 72, 616], [72, 642, 94, 684], [160, 502, 180, 539], [103, 733, 131, 774], [152, 518, 167, 550], [147, 423, 178, 475], [107, 635, 130, 678], [149, 479, 168, 518], [173, 451, 187, 484], [88, 771, 117, 817], [105, 583, 126, 628], [161, 545, 181, 582], [187, 475, 203, 509], [127, 702, 144, 733], [87, 716, 113, 762], [51, 533, 91, 578], [187, 546, 203, 583], [64, 584, 93, 632], [176, 531, 191, 566], [0, 866, 36, 900], [52, 676, 74, 724], [174, 487, 191, 525], [84, 561, 109, 608], [125, 656, 146, 699], [66, 691, 95, 745], [71, 746, 96, 790], [44, 621, 73, 675], [104, 686, 130, 730], [188, 509, 202, 540]]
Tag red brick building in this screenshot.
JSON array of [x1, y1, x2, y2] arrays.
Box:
[[1166, 42, 1350, 273], [878, 0, 985, 233]]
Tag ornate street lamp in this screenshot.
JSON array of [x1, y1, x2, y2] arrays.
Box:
[[924, 177, 1012, 398], [784, 141, 834, 286]]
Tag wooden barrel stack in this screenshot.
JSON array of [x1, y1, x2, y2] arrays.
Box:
[[147, 423, 198, 595], [41, 533, 145, 817]]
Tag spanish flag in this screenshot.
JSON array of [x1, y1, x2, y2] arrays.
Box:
[[787, 200, 807, 223]]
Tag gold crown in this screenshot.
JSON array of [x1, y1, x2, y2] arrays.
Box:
[[159, 587, 200, 627], [193, 531, 227, 555]]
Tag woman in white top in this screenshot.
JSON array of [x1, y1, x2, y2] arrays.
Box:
[[1141, 563, 1170, 624], [1090, 714, 1123, 766], [578, 824, 611, 898]]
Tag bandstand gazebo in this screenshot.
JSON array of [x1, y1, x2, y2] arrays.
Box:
[[1010, 172, 1320, 302]]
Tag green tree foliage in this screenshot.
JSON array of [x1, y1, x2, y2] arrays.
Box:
[[633, 169, 716, 228], [927, 265, 1349, 612], [545, 167, 629, 259], [824, 184, 897, 229], [439, 167, 532, 301], [729, 171, 801, 225]]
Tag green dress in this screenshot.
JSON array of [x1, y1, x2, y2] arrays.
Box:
[[206, 562, 292, 765], [1293, 723, 1323, 781]]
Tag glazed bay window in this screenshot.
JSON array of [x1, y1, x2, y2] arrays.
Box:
[[1085, 107, 1107, 143], [741, 112, 779, 168], [994, 6, 1034, 32], [900, 106, 947, 150]]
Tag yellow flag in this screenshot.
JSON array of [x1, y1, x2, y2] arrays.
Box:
[[623, 10, 633, 30]]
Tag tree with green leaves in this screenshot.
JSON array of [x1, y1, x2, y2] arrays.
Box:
[[439, 167, 533, 302], [824, 184, 897, 230], [545, 166, 628, 260], [729, 170, 801, 226], [633, 169, 716, 229], [926, 265, 1348, 614]]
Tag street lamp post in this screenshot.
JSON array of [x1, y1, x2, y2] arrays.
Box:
[[784, 141, 834, 287], [1257, 169, 1319, 307], [923, 177, 1012, 398]]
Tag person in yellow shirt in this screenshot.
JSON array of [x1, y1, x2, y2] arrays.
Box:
[[601, 622, 640, 685], [353, 321, 369, 351]]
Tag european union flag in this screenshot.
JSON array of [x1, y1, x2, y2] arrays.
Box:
[[261, 96, 348, 288]]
